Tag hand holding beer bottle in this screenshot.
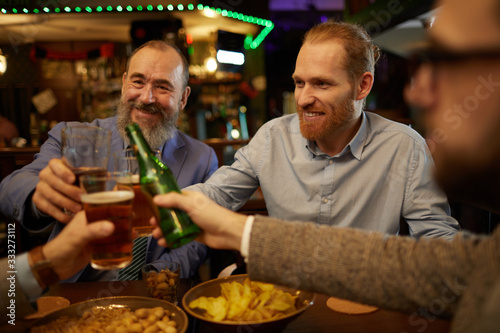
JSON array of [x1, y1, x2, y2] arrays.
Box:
[[125, 123, 200, 249]]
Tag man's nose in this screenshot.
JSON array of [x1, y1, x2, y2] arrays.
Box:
[[295, 85, 315, 107], [139, 86, 156, 104], [404, 63, 436, 110]]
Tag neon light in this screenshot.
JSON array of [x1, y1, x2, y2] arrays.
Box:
[[0, 4, 274, 49], [244, 34, 253, 49]]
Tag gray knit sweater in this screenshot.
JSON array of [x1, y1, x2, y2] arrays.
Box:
[[248, 215, 500, 333]]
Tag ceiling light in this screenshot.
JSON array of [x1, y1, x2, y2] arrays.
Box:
[[205, 57, 217, 73], [216, 50, 245, 65]]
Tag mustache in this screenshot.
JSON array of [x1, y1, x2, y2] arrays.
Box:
[[129, 102, 164, 114]]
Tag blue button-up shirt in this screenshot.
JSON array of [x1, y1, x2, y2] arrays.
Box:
[[186, 112, 460, 239]]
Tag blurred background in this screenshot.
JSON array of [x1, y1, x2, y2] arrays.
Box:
[[0, 0, 428, 145]]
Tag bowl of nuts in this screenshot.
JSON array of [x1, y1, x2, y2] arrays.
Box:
[[142, 261, 181, 304], [30, 296, 188, 333]]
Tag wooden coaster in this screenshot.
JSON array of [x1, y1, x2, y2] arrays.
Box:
[[25, 296, 70, 319], [326, 296, 379, 315]]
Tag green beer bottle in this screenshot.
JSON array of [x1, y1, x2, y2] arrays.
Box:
[[125, 123, 200, 248]]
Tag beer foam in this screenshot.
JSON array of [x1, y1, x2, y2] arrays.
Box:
[[81, 191, 134, 204]]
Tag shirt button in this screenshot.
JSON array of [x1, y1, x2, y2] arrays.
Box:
[[322, 198, 328, 203], [328, 160, 333, 165]]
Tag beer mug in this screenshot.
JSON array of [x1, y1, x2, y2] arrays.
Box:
[[80, 171, 134, 270], [112, 148, 160, 236], [61, 125, 111, 186]]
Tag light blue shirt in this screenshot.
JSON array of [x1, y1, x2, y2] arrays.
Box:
[[16, 253, 43, 301], [185, 112, 460, 239]]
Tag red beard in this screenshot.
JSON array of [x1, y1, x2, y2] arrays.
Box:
[[298, 95, 356, 141]]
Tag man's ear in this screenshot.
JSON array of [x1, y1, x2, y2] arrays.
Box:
[[180, 86, 191, 110], [121, 72, 127, 95], [355, 72, 374, 101]]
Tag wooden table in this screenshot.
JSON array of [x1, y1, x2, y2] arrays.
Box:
[[5, 280, 451, 333]]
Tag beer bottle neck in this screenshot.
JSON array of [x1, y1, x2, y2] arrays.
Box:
[[125, 123, 170, 178], [125, 123, 153, 155]]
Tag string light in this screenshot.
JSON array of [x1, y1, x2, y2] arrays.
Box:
[[0, 3, 274, 48]]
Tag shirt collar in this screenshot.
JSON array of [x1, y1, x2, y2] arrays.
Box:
[[348, 112, 368, 160], [305, 112, 368, 161]]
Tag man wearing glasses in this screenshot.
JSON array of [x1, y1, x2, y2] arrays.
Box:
[[151, 0, 500, 332]]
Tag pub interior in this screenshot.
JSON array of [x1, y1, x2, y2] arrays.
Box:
[[0, 0, 499, 331]]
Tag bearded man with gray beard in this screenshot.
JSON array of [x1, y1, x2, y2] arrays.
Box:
[[0, 40, 219, 281]]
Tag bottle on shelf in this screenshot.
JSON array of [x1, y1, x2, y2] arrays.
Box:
[[29, 113, 40, 147], [125, 123, 200, 248]]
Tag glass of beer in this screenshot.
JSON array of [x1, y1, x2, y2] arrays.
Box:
[[112, 148, 160, 236], [61, 125, 111, 186], [80, 171, 135, 270]]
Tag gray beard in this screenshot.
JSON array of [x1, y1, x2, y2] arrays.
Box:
[[116, 98, 178, 149]]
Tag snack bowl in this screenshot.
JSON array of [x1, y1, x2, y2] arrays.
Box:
[[30, 296, 188, 333], [142, 261, 181, 305], [182, 274, 315, 333]]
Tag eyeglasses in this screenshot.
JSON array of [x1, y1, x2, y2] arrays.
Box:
[[408, 44, 500, 77]]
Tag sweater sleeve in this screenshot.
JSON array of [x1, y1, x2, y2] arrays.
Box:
[[247, 215, 500, 327]]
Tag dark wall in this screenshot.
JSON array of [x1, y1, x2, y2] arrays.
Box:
[[0, 44, 39, 140], [264, 10, 343, 120]]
